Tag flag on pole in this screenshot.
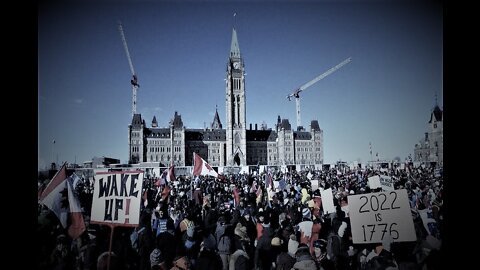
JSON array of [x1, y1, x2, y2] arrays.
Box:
[[167, 163, 176, 183], [159, 163, 176, 186], [193, 152, 218, 177], [161, 185, 171, 202], [66, 174, 86, 239], [39, 163, 67, 201], [40, 164, 69, 228], [40, 164, 86, 239]]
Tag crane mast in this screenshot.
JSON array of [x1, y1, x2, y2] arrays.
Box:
[[118, 21, 139, 116], [286, 57, 351, 130]]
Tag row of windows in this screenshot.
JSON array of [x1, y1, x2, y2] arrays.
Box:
[[148, 155, 183, 162], [296, 142, 312, 146], [296, 154, 318, 159], [148, 140, 170, 145], [297, 147, 313, 152], [148, 147, 171, 153], [132, 146, 139, 152], [150, 133, 170, 138]]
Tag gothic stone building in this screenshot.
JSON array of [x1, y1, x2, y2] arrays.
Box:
[[128, 28, 323, 167], [414, 105, 443, 165]]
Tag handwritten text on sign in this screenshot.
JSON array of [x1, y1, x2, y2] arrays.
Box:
[[91, 172, 144, 226], [348, 189, 416, 243]]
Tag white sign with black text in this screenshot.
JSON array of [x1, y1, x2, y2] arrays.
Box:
[[348, 189, 416, 243], [91, 171, 144, 226], [379, 176, 394, 191]]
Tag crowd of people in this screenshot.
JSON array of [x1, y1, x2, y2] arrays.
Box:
[[37, 164, 444, 270]]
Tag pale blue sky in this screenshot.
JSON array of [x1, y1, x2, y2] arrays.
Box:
[[38, 0, 442, 169]]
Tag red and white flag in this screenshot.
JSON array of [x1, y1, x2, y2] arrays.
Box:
[[166, 163, 176, 183], [40, 164, 86, 239], [193, 152, 218, 177], [39, 163, 67, 202], [67, 174, 86, 239], [159, 163, 176, 186]]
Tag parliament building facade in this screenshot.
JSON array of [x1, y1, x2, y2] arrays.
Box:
[[414, 105, 443, 166], [128, 28, 323, 167]]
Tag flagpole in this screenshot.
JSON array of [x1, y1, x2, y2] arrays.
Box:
[[107, 224, 115, 270]]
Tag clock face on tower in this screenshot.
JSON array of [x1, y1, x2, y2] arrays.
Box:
[[233, 62, 240, 69]]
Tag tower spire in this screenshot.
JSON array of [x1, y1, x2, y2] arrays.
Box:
[[211, 105, 222, 129], [230, 27, 241, 58]]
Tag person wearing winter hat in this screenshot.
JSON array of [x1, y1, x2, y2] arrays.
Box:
[[234, 223, 249, 241], [293, 243, 317, 270], [256, 212, 265, 240], [288, 234, 299, 257], [150, 248, 167, 270], [276, 235, 297, 270], [269, 237, 284, 269], [302, 207, 311, 220], [271, 237, 284, 246]]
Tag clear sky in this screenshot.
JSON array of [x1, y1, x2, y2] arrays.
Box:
[[38, 0, 443, 170]]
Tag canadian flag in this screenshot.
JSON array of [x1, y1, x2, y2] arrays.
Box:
[[193, 152, 218, 177], [39, 163, 86, 239], [159, 163, 175, 185], [166, 163, 176, 182]]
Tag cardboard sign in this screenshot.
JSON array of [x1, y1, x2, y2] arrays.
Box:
[[311, 179, 319, 191], [91, 171, 144, 226], [348, 189, 416, 243], [320, 188, 335, 214], [368, 175, 381, 189], [379, 176, 394, 191]]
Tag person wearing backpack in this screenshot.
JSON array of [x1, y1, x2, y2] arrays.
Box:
[[218, 230, 233, 270]]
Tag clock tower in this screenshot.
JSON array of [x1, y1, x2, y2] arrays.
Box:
[[226, 27, 247, 166]]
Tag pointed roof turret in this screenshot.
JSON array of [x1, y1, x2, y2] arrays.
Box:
[[429, 105, 443, 123], [230, 28, 241, 59], [211, 105, 223, 129], [170, 111, 184, 129], [152, 116, 158, 128]]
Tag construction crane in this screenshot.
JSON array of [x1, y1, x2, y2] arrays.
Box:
[[286, 57, 351, 130], [118, 21, 139, 117]]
